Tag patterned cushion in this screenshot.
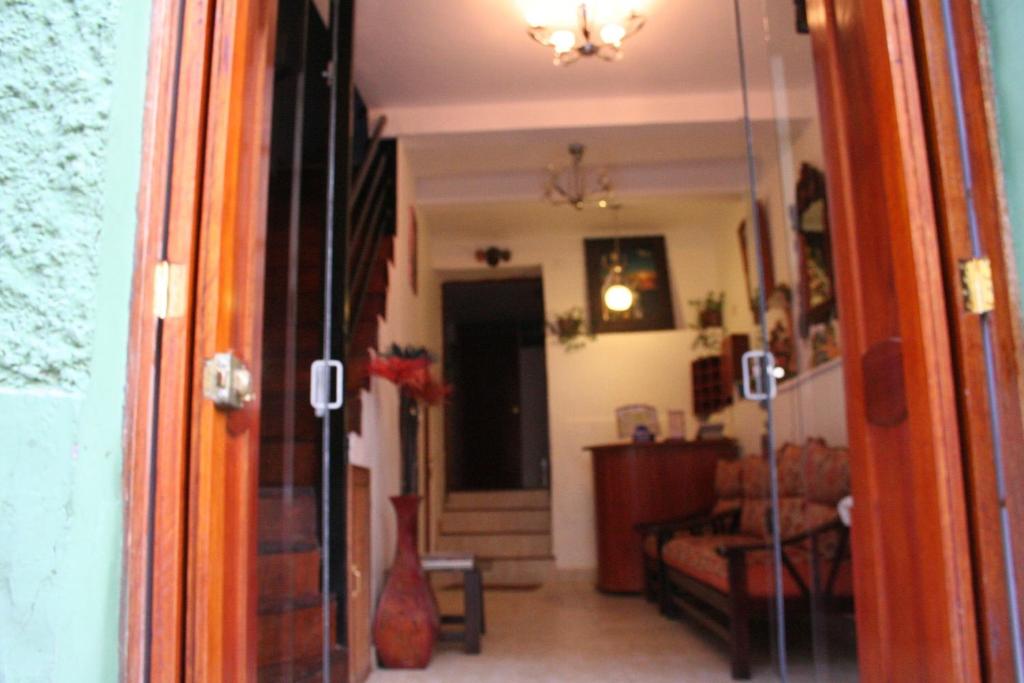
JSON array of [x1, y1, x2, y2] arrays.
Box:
[[804, 441, 850, 504], [739, 498, 769, 538], [741, 456, 770, 499], [711, 499, 742, 516], [661, 534, 854, 598], [714, 459, 744, 499], [777, 443, 806, 497]]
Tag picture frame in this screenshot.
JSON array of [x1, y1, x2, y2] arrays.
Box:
[[795, 164, 836, 337], [737, 200, 774, 321], [584, 235, 675, 334]]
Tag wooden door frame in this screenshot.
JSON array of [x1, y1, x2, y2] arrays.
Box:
[[121, 0, 1024, 680], [909, 1, 1024, 678]]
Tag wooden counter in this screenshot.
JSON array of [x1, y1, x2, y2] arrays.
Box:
[[588, 439, 736, 593]]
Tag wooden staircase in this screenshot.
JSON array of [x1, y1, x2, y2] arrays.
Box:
[[255, 94, 396, 679], [436, 490, 555, 587]]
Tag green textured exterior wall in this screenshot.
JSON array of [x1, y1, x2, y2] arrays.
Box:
[[982, 0, 1024, 304], [0, 0, 151, 680]]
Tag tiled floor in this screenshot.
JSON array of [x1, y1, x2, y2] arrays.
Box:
[[369, 579, 859, 682]]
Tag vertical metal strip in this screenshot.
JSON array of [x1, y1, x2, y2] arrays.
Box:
[[733, 1, 789, 679], [937, 2, 1024, 679]]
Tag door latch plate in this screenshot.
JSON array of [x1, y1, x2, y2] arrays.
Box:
[[203, 352, 254, 410], [960, 257, 995, 315]]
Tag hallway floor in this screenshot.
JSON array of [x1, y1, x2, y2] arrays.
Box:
[[369, 579, 858, 682]]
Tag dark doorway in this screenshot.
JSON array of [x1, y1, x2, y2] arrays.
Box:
[[444, 279, 551, 492]]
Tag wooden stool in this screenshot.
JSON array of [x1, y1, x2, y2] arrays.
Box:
[[422, 553, 485, 654]]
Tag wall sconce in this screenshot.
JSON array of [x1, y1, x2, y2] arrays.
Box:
[[476, 247, 512, 268]]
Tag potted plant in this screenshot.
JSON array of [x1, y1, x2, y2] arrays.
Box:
[[546, 306, 595, 352], [689, 292, 726, 351], [368, 344, 451, 669]]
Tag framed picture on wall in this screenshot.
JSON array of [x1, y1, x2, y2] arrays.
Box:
[[795, 163, 836, 336], [584, 235, 675, 334], [737, 201, 774, 320]]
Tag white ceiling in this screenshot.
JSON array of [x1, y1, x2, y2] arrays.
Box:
[[350, 2, 819, 216], [355, 1, 741, 109], [419, 194, 746, 237]]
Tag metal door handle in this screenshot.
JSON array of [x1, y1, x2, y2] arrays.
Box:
[[741, 350, 778, 401], [310, 359, 344, 417]]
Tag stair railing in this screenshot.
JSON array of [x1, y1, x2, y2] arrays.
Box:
[[346, 117, 395, 348]]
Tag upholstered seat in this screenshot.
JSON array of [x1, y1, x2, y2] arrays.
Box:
[[649, 439, 852, 680]]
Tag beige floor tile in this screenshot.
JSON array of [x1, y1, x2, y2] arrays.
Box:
[[369, 579, 858, 682]]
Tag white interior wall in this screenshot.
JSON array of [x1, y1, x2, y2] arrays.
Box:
[[424, 200, 751, 569], [348, 141, 445, 603]]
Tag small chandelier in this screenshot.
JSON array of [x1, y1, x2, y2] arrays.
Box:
[[545, 143, 617, 211], [528, 3, 646, 66]]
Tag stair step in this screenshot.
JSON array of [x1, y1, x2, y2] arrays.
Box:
[[259, 550, 320, 601], [431, 556, 555, 588], [260, 441, 317, 487], [259, 487, 318, 547], [258, 597, 337, 667], [436, 532, 551, 558], [445, 489, 551, 511], [257, 645, 347, 683], [440, 509, 551, 534]]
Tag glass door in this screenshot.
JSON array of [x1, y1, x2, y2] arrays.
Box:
[[255, 0, 348, 680], [733, 1, 858, 680]]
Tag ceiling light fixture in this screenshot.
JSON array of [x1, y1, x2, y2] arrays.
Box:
[[602, 207, 636, 313], [545, 143, 618, 211], [527, 2, 646, 67]]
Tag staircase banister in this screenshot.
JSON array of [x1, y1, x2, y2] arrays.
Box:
[[350, 116, 387, 204]]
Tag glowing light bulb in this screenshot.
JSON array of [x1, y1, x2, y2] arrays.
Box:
[[550, 30, 577, 54], [600, 23, 627, 46], [772, 366, 786, 380], [604, 284, 634, 312]]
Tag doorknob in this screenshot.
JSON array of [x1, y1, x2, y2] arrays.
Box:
[[202, 352, 254, 410]]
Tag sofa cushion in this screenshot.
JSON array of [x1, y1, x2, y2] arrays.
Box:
[[715, 459, 743, 499], [804, 440, 850, 505], [662, 534, 854, 599]]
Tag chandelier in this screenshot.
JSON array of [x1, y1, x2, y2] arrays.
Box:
[[527, 2, 646, 66], [544, 144, 618, 211]]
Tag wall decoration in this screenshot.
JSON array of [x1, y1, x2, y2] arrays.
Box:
[[615, 404, 660, 440], [795, 163, 836, 337], [809, 320, 841, 367], [738, 201, 775, 321], [546, 306, 594, 352], [765, 284, 796, 380], [475, 246, 512, 268], [585, 235, 675, 334]]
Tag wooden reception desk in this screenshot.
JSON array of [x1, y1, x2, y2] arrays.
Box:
[[588, 439, 737, 593]]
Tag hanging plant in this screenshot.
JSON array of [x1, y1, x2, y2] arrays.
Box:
[[689, 291, 726, 351], [546, 307, 595, 352]]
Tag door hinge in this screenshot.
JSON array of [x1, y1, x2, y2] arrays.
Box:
[[153, 261, 186, 320], [960, 257, 995, 315], [202, 352, 255, 410]]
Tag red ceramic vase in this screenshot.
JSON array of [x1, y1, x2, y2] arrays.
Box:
[[373, 495, 439, 668]]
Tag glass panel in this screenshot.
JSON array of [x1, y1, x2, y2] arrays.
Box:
[[256, 1, 341, 679], [735, 1, 859, 680]]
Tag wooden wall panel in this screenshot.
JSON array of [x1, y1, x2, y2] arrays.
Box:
[[807, 0, 982, 679], [348, 465, 372, 683]]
